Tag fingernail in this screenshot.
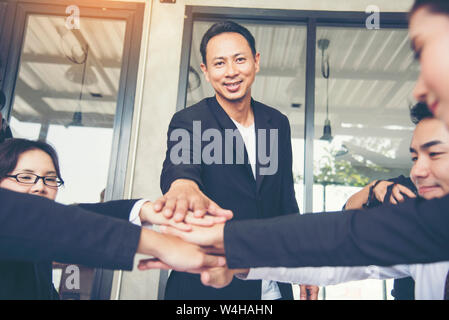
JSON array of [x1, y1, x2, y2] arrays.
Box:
[[195, 211, 205, 218], [181, 224, 192, 231]]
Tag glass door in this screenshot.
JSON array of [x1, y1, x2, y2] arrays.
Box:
[[1, 1, 144, 299]]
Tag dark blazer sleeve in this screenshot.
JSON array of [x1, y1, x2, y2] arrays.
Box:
[[77, 199, 139, 221], [160, 111, 203, 193], [0, 188, 140, 270], [224, 194, 449, 268], [279, 115, 299, 215]]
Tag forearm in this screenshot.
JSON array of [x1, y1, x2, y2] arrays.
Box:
[[224, 196, 449, 268], [161, 164, 204, 192], [0, 189, 140, 270], [137, 228, 166, 257], [344, 182, 375, 210], [77, 199, 139, 220]]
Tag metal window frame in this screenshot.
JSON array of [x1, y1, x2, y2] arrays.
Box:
[[0, 0, 145, 300], [177, 5, 409, 300]]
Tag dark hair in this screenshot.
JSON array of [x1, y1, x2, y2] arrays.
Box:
[[0, 138, 63, 182], [411, 0, 449, 16], [410, 102, 433, 124], [200, 21, 256, 65]]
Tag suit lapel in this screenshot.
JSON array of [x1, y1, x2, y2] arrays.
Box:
[[253, 100, 272, 193], [207, 97, 254, 180]]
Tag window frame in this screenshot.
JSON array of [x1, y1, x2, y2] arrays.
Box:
[[0, 0, 145, 300]]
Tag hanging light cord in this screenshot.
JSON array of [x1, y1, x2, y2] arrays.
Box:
[[78, 46, 89, 108], [321, 49, 330, 121]]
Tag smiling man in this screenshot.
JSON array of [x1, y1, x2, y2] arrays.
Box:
[[158, 21, 304, 300], [410, 120, 449, 200]]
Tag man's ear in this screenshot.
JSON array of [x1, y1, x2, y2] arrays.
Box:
[[254, 52, 261, 74], [200, 63, 210, 83]]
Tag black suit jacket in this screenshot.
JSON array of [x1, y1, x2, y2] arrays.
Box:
[[224, 194, 449, 268], [383, 176, 416, 300], [0, 188, 141, 299], [350, 175, 416, 300], [161, 96, 298, 300]]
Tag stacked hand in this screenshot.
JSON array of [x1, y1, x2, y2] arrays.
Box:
[[136, 179, 229, 275], [139, 201, 228, 232], [138, 222, 319, 300], [138, 179, 319, 299], [153, 179, 233, 222]]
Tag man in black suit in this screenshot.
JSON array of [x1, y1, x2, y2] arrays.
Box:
[[158, 21, 301, 300], [144, 104, 449, 274]]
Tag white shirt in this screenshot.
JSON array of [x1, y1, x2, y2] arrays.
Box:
[[232, 118, 282, 300], [128, 199, 151, 227], [244, 262, 449, 300], [232, 120, 257, 179]]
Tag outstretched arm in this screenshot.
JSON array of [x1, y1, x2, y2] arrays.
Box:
[[0, 188, 225, 272], [140, 195, 449, 269]]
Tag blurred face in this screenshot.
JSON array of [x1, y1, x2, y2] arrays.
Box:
[[0, 149, 59, 200], [200, 32, 260, 105], [410, 7, 449, 127], [410, 118, 449, 200]]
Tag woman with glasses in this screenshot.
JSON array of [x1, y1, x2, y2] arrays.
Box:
[[0, 138, 228, 299], [0, 138, 67, 299], [0, 139, 64, 199]]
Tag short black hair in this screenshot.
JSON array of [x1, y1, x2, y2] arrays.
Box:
[[200, 21, 256, 65], [409, 102, 433, 124], [411, 0, 449, 16], [0, 138, 64, 184]]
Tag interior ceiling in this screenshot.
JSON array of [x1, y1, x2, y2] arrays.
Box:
[[12, 15, 126, 128], [187, 21, 418, 172]]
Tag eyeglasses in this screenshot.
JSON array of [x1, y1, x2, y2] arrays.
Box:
[[5, 173, 64, 187]]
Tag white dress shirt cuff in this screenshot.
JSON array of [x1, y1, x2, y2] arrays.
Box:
[[129, 199, 153, 229]]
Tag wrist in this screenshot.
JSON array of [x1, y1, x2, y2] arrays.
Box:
[[370, 180, 379, 188], [137, 228, 157, 256], [365, 180, 383, 207], [213, 224, 225, 248], [139, 201, 153, 224], [233, 268, 250, 279], [171, 179, 199, 190]]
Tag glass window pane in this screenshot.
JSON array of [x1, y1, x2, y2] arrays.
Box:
[[10, 14, 127, 300], [314, 26, 417, 300]]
